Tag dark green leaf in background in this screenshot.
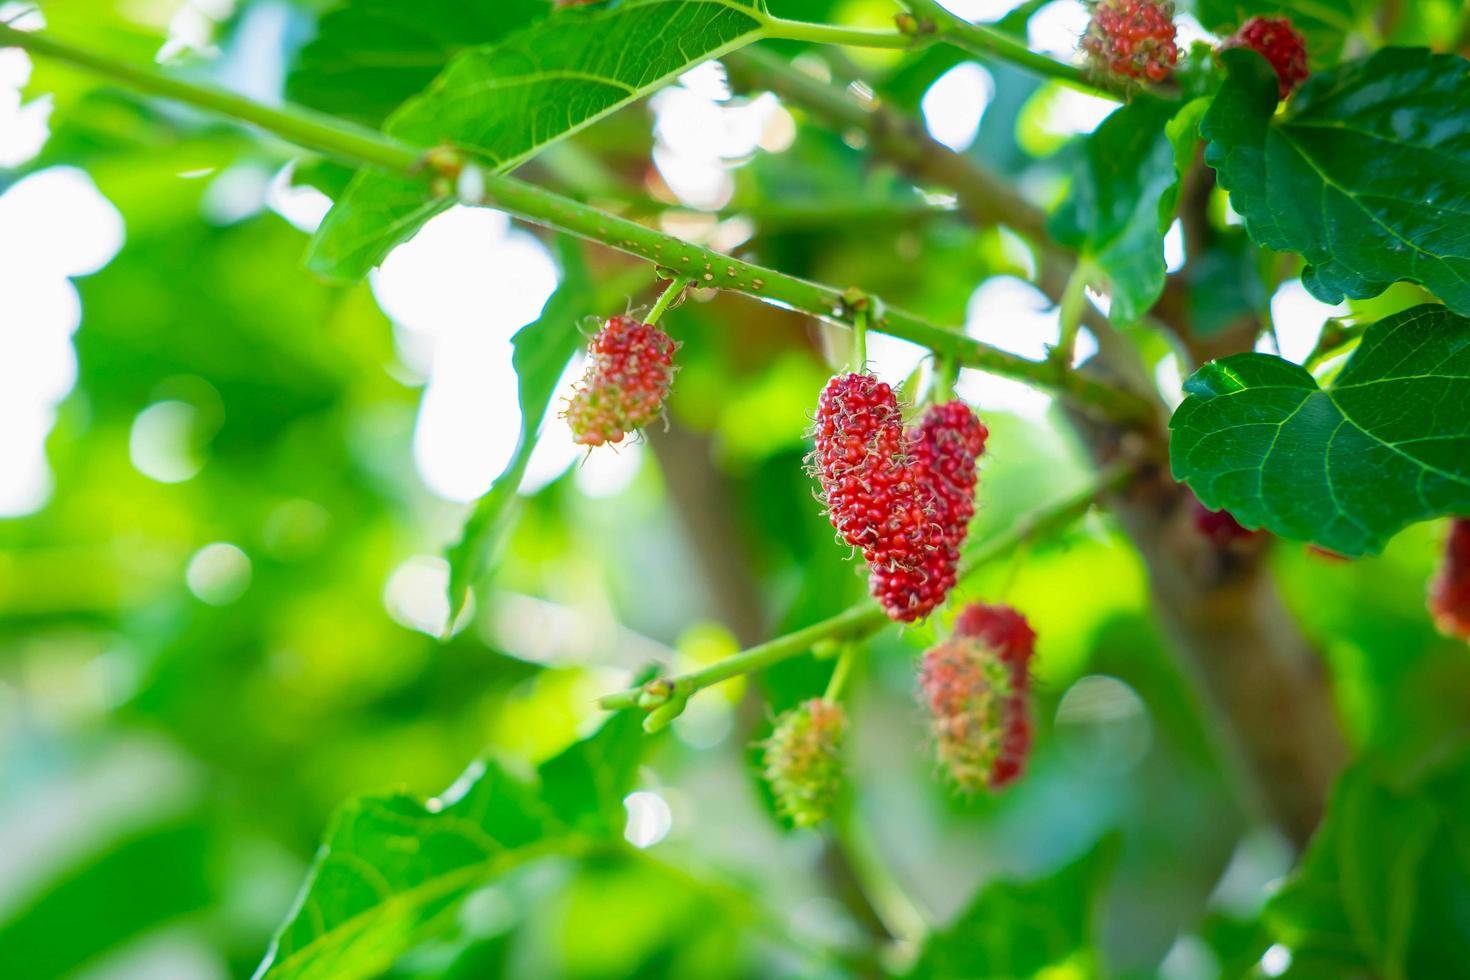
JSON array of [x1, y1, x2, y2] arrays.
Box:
[[308, 0, 770, 280], [443, 237, 594, 620], [287, 0, 548, 127], [1265, 751, 1470, 978], [1170, 304, 1470, 557], [254, 713, 644, 980], [1050, 97, 1200, 324], [906, 836, 1118, 979], [1202, 47, 1470, 316]]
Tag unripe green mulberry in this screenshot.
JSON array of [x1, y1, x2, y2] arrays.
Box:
[[761, 698, 847, 827]]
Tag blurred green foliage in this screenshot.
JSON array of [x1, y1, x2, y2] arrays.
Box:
[[2, 1, 1468, 978]]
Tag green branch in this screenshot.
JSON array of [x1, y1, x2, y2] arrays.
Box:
[[597, 458, 1134, 714], [897, 0, 1168, 102], [2, 23, 1152, 424]]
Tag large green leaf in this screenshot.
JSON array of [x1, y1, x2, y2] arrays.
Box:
[[444, 237, 594, 620], [1202, 47, 1470, 316], [1265, 752, 1470, 978], [1169, 304, 1470, 557], [905, 836, 1118, 979], [1049, 97, 1203, 324], [254, 714, 644, 980], [287, 0, 548, 126], [308, 0, 770, 280]]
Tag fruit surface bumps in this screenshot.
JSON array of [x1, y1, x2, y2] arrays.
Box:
[[811, 378, 986, 622], [761, 698, 847, 827], [1222, 15, 1309, 98], [564, 316, 678, 447], [919, 603, 1036, 792], [1080, 0, 1179, 83], [1430, 519, 1470, 641]]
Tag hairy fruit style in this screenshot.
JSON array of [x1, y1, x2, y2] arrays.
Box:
[[810, 380, 987, 623], [564, 316, 678, 447], [1080, 0, 1179, 83], [1430, 519, 1470, 641], [1222, 16, 1309, 98], [919, 603, 1036, 792], [761, 698, 847, 827]]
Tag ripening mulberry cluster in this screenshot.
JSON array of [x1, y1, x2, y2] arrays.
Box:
[[1430, 519, 1470, 642], [1190, 495, 1257, 546], [762, 698, 847, 827], [810, 375, 988, 622], [1080, 0, 1178, 83], [919, 603, 1035, 792], [564, 316, 678, 447], [1222, 16, 1309, 99]]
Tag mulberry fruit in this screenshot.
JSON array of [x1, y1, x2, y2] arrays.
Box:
[[1222, 16, 1309, 99], [564, 316, 678, 446], [919, 603, 1036, 792], [761, 698, 847, 827], [811, 379, 987, 623], [1430, 519, 1470, 641], [1080, 0, 1179, 83]]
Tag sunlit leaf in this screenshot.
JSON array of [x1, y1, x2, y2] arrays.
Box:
[[308, 0, 770, 280], [287, 0, 548, 126], [1169, 304, 1470, 557], [255, 713, 644, 980], [1203, 48, 1470, 316], [444, 237, 593, 620]]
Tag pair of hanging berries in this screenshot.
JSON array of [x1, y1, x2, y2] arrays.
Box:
[[564, 316, 678, 447], [920, 603, 1036, 792], [1081, 1, 1308, 99], [810, 374, 988, 623], [1431, 519, 1470, 642]]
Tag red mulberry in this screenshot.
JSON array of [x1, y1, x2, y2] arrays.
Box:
[[1081, 0, 1179, 83], [1189, 495, 1257, 545], [919, 603, 1036, 792], [871, 400, 989, 623], [761, 698, 847, 827], [1222, 16, 1309, 99], [1430, 519, 1470, 642], [811, 380, 987, 623], [564, 316, 677, 446]]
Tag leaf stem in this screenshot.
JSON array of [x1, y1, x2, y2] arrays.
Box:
[[3, 24, 1151, 423], [644, 273, 690, 325], [1053, 263, 1089, 368], [765, 17, 914, 49], [823, 643, 858, 702], [598, 458, 1133, 712]]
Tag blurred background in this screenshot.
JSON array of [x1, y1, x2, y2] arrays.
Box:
[[2, 0, 1468, 977]]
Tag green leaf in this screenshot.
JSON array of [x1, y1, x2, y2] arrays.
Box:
[[1266, 752, 1470, 978], [308, 0, 770, 280], [906, 836, 1118, 979], [1049, 98, 1196, 324], [0, 820, 213, 978], [1169, 304, 1470, 557], [1202, 47, 1470, 316], [254, 713, 645, 980], [287, 0, 548, 127], [444, 237, 594, 620]]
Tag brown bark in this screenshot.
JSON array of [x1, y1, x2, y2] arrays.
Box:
[[1068, 409, 1349, 846]]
